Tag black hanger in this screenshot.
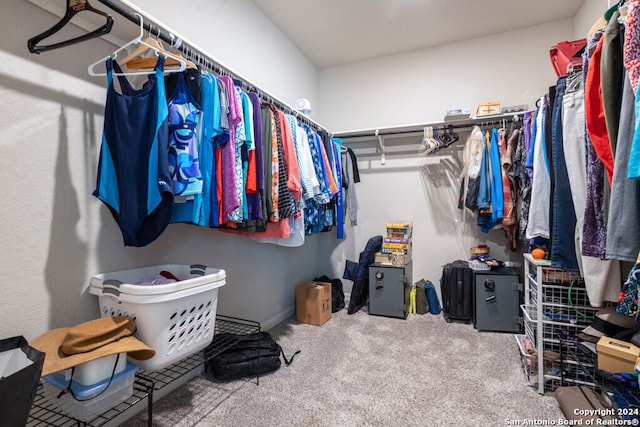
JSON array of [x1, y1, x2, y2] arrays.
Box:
[[28, 0, 114, 54], [446, 124, 459, 146]]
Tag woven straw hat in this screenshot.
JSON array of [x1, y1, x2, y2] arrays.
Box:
[[30, 316, 155, 377]]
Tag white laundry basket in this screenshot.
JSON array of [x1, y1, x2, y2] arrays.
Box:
[[89, 264, 226, 371]]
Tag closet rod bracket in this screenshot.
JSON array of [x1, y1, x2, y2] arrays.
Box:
[[375, 129, 386, 165]]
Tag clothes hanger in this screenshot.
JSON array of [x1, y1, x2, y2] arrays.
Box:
[[418, 127, 430, 154], [28, 0, 114, 54], [447, 125, 459, 146], [433, 127, 445, 150], [425, 127, 439, 154], [117, 24, 196, 71], [115, 24, 162, 66], [87, 13, 186, 77], [123, 46, 197, 70]]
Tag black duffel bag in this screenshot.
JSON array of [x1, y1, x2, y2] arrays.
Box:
[[205, 332, 299, 381], [314, 275, 345, 313]]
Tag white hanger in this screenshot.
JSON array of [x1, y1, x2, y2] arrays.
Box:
[[118, 24, 197, 71], [87, 13, 186, 77]]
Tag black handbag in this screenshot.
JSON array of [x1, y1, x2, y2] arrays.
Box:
[[0, 336, 45, 427]]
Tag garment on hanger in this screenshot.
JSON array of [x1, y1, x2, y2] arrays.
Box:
[[626, 0, 640, 179], [550, 75, 579, 271], [341, 146, 358, 226], [246, 93, 265, 225], [585, 33, 615, 187], [193, 72, 222, 227], [165, 68, 202, 105], [89, 23, 345, 244], [582, 30, 610, 258], [514, 111, 533, 244], [167, 71, 203, 197], [345, 147, 360, 183], [271, 105, 295, 221], [526, 95, 551, 241], [297, 124, 320, 200], [217, 76, 240, 223], [606, 70, 640, 262], [562, 74, 620, 307], [477, 128, 504, 233], [501, 128, 518, 251], [458, 126, 484, 213], [623, 0, 640, 96], [601, 10, 624, 157], [332, 138, 345, 239], [93, 56, 173, 247]]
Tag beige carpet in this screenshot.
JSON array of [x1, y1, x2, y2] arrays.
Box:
[[123, 308, 563, 427]]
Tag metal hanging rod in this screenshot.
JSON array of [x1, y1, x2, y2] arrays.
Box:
[[337, 112, 524, 165], [94, 0, 330, 134], [334, 112, 523, 140]]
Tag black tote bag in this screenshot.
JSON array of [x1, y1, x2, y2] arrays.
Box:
[[0, 336, 45, 427]]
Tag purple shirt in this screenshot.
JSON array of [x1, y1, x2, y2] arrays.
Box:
[[219, 76, 240, 221]]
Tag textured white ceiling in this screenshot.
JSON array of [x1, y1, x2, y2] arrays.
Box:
[[252, 0, 587, 68]]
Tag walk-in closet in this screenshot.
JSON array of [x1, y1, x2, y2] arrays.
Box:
[[2, 0, 639, 425]]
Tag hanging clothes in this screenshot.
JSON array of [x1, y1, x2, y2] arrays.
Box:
[[559, 34, 621, 307], [585, 33, 615, 187], [601, 9, 624, 157], [526, 95, 551, 241], [607, 69, 640, 262], [501, 127, 518, 251], [166, 69, 205, 227], [550, 75, 579, 271], [341, 146, 359, 226], [626, 0, 640, 179], [295, 121, 320, 201], [476, 128, 503, 233], [458, 126, 484, 213], [94, 56, 173, 247], [275, 108, 300, 211], [582, 31, 611, 258], [167, 71, 203, 197], [217, 76, 240, 224], [195, 71, 223, 227], [249, 110, 306, 246], [246, 92, 265, 226], [226, 85, 248, 224], [93, 49, 346, 244], [332, 138, 345, 239], [515, 110, 534, 244]]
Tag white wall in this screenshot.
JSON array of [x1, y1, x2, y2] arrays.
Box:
[[317, 19, 572, 132], [132, 0, 318, 109], [317, 19, 576, 290], [574, 0, 609, 39], [0, 0, 324, 342]]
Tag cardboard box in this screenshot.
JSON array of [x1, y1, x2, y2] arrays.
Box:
[[374, 251, 412, 266], [296, 282, 331, 326], [476, 102, 501, 116], [597, 337, 640, 373]]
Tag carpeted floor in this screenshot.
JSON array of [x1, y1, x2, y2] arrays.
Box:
[[122, 307, 563, 427]]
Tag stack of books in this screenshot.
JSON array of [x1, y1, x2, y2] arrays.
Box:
[[376, 222, 412, 265]]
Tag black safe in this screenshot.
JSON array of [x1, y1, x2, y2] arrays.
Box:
[[473, 268, 522, 333], [368, 263, 412, 319]]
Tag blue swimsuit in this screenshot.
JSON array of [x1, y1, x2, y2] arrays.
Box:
[[93, 56, 174, 247]]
